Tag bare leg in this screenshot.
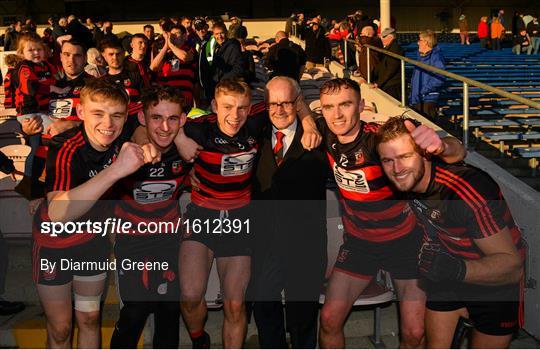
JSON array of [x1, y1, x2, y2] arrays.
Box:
[[319, 270, 371, 348], [73, 275, 106, 348], [425, 308, 468, 348], [37, 283, 73, 348], [394, 279, 426, 348], [216, 256, 250, 348], [179, 241, 213, 334]]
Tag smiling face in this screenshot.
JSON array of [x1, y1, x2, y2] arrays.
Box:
[[22, 41, 45, 63], [61, 42, 86, 78], [130, 37, 147, 57], [77, 97, 128, 151], [320, 86, 364, 143], [378, 134, 428, 193], [140, 100, 185, 153], [213, 25, 227, 45], [212, 92, 251, 137], [266, 78, 298, 130]]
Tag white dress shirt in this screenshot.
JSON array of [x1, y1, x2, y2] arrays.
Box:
[[271, 119, 297, 157]]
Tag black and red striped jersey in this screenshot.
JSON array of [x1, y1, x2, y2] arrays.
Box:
[[14, 60, 57, 116], [408, 161, 523, 260], [114, 147, 192, 234], [317, 118, 417, 242], [124, 56, 152, 87], [101, 69, 145, 115], [155, 48, 197, 108], [48, 72, 92, 122], [33, 121, 136, 248], [3, 68, 16, 109], [184, 101, 267, 210]]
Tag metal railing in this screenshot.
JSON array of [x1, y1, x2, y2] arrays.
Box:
[[358, 41, 540, 149]]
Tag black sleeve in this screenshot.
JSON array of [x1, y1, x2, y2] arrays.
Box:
[[0, 151, 14, 174], [184, 117, 209, 146], [246, 102, 269, 139]]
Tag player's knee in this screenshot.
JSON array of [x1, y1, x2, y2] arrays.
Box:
[[320, 305, 343, 333], [223, 300, 245, 323], [48, 322, 72, 344], [76, 310, 100, 330], [401, 324, 425, 348]]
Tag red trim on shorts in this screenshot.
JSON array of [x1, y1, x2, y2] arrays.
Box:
[[333, 267, 373, 281]]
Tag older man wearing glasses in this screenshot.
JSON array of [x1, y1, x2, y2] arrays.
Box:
[[249, 76, 329, 349]]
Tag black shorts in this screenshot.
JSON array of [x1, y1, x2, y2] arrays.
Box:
[[182, 203, 252, 258], [115, 235, 179, 302], [333, 228, 422, 280], [32, 237, 110, 286], [426, 281, 522, 336]]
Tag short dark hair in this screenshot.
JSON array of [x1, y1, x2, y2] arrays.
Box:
[[143, 24, 154, 31], [61, 39, 87, 52], [212, 21, 227, 33], [320, 78, 361, 97], [99, 38, 123, 52], [131, 33, 147, 43], [170, 24, 187, 34], [142, 86, 184, 114]]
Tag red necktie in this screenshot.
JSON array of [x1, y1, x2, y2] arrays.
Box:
[[273, 131, 285, 165]]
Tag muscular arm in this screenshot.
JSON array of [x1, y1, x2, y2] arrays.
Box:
[[47, 142, 145, 222], [438, 136, 467, 163], [169, 44, 194, 63], [465, 227, 523, 285]]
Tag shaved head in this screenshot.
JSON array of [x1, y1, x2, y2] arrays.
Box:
[[275, 30, 288, 42]]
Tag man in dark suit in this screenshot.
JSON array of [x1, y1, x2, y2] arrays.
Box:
[[372, 27, 404, 101], [250, 76, 330, 348], [264, 31, 306, 81]]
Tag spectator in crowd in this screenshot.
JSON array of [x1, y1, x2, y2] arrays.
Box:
[[151, 24, 197, 108], [199, 21, 246, 100], [143, 24, 155, 42], [13, 33, 58, 199], [512, 11, 526, 37], [66, 15, 94, 49], [372, 27, 404, 101], [100, 38, 146, 115], [85, 47, 107, 77], [52, 17, 68, 41], [527, 15, 540, 55], [228, 17, 247, 40], [0, 151, 25, 316], [458, 14, 470, 45], [497, 9, 506, 25], [302, 19, 331, 70], [125, 34, 152, 86], [477, 16, 489, 49], [23, 19, 37, 33], [4, 20, 22, 51], [512, 29, 530, 54], [285, 13, 296, 36], [193, 18, 210, 53], [264, 31, 306, 81], [410, 30, 445, 119], [354, 25, 382, 81], [102, 21, 118, 42], [490, 16, 505, 51], [3, 54, 22, 109]]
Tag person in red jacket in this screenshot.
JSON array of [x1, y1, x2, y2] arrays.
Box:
[[477, 16, 489, 49]]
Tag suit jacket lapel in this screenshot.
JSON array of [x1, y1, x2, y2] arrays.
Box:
[[281, 120, 303, 166], [261, 124, 279, 171]]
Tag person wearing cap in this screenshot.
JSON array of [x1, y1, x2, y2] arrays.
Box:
[[409, 30, 445, 119], [372, 27, 403, 101]]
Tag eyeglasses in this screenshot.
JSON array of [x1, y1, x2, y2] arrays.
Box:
[[267, 95, 299, 110]]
